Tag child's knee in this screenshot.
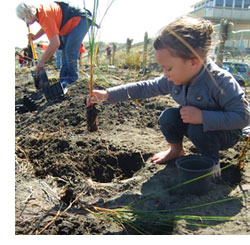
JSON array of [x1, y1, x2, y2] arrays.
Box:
[[158, 107, 180, 126], [187, 124, 204, 141]]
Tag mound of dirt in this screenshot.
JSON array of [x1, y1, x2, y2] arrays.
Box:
[[15, 66, 250, 235]]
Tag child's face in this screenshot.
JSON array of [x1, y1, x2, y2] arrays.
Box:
[[155, 48, 200, 85]]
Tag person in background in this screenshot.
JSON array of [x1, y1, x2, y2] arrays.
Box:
[[37, 43, 48, 51], [106, 44, 111, 64], [88, 16, 250, 177], [22, 43, 34, 67], [16, 1, 93, 89], [15, 51, 26, 67], [106, 44, 111, 57], [78, 42, 86, 67]]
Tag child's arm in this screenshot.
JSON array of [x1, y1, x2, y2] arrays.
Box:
[[107, 76, 169, 103], [88, 76, 169, 105], [202, 82, 250, 131]]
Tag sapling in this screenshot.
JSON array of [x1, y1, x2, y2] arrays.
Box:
[[84, 0, 115, 132]]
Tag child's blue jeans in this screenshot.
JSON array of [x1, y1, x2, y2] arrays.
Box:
[[59, 17, 90, 85], [158, 107, 241, 163]]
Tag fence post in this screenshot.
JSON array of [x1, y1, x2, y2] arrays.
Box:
[[215, 20, 250, 63], [126, 38, 133, 55], [112, 43, 116, 65], [216, 19, 228, 67], [142, 32, 149, 71]]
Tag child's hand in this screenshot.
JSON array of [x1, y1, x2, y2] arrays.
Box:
[[180, 106, 203, 124], [87, 90, 109, 106]]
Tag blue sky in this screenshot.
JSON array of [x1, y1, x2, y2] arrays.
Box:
[[12, 0, 198, 48]]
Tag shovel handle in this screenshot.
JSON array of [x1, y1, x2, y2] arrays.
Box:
[[27, 25, 38, 61]]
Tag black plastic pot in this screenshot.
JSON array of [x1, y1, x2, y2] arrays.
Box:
[[175, 155, 215, 195]]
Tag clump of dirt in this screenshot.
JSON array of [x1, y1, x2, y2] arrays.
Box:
[[15, 66, 250, 235]]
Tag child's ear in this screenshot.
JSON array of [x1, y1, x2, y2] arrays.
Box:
[[190, 57, 201, 70]]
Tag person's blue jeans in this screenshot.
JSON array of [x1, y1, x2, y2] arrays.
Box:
[[60, 17, 90, 85], [158, 107, 241, 163], [56, 50, 62, 69]]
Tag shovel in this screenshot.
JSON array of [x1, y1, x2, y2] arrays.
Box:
[[31, 69, 50, 90], [27, 24, 42, 89], [31, 69, 67, 101], [27, 24, 38, 64], [43, 81, 68, 101], [27, 25, 67, 100]]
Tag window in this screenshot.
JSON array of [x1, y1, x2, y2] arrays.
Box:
[[244, 0, 250, 8], [207, 0, 214, 6], [235, 0, 243, 8], [194, 0, 214, 9], [225, 0, 233, 7], [204, 0, 214, 6], [215, 0, 224, 6]]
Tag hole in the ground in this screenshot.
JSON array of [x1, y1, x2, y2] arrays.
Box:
[[84, 152, 146, 183], [221, 162, 241, 185]]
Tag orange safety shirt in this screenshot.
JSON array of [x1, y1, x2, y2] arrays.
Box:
[[37, 3, 81, 40]]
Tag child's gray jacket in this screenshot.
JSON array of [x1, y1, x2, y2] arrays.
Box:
[[107, 59, 250, 132]]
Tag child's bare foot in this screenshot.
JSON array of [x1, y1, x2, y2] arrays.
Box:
[[152, 147, 185, 164]]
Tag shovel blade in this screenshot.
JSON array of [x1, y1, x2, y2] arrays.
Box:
[[32, 69, 50, 89], [42, 82, 67, 101]]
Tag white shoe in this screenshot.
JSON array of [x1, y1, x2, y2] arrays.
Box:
[[60, 81, 68, 94]]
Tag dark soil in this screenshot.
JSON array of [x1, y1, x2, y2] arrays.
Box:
[[15, 66, 250, 235]]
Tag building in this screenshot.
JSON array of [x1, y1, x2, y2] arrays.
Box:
[[190, 0, 250, 29], [190, 0, 250, 52]]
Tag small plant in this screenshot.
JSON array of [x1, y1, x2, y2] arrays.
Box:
[[85, 191, 242, 234], [84, 0, 116, 132]]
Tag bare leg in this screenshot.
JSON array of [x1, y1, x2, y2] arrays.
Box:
[[151, 142, 185, 164]]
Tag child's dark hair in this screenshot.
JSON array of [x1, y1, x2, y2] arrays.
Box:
[[153, 15, 214, 60]]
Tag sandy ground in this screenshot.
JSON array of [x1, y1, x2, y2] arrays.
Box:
[[15, 66, 250, 235]]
